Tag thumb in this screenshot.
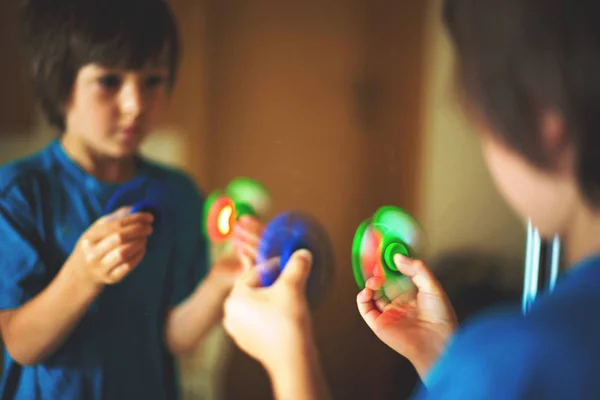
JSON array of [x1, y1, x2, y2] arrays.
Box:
[[393, 254, 443, 296], [276, 249, 313, 291]]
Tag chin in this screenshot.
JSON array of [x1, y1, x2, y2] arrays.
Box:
[[111, 135, 147, 157], [105, 142, 140, 159]]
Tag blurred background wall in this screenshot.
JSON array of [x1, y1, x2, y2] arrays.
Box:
[[0, 0, 525, 398]]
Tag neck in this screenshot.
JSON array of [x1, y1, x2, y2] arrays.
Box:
[[564, 201, 600, 266], [60, 136, 137, 183]]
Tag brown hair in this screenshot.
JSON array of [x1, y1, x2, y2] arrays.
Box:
[[444, 0, 600, 205], [18, 0, 181, 132]]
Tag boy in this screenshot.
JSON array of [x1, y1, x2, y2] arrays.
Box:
[[223, 0, 600, 398], [0, 1, 260, 399]]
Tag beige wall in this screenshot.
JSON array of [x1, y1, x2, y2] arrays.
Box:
[[0, 119, 52, 164], [419, 0, 526, 260]]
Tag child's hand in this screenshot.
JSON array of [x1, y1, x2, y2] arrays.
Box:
[[67, 207, 153, 288], [232, 215, 264, 269], [223, 249, 314, 372], [357, 254, 458, 378], [208, 216, 264, 292]]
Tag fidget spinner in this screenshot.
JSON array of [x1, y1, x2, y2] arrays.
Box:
[[105, 177, 166, 223], [256, 211, 335, 306], [352, 206, 427, 299], [204, 178, 334, 305], [204, 177, 272, 243]]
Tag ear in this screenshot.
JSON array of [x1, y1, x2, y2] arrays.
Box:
[[540, 110, 571, 170]]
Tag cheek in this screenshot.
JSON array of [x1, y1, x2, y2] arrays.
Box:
[[145, 92, 169, 125], [69, 95, 117, 133]]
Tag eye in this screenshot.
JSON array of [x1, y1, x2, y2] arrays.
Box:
[[98, 74, 122, 90], [144, 75, 166, 89]]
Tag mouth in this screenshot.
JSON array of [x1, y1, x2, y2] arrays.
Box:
[[120, 125, 143, 138]]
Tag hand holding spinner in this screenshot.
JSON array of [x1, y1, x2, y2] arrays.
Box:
[[352, 206, 427, 300], [256, 211, 335, 306], [204, 178, 334, 305], [203, 177, 272, 243], [105, 177, 167, 223]]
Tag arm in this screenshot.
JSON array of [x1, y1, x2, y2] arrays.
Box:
[[164, 263, 230, 356], [163, 178, 256, 355], [0, 190, 103, 366], [223, 250, 332, 400], [0, 208, 152, 365], [266, 334, 331, 400], [0, 182, 151, 366], [0, 260, 102, 365]]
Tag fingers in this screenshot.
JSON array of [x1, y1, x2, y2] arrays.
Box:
[[238, 256, 281, 288], [357, 287, 382, 328], [275, 249, 312, 291], [236, 248, 311, 289], [234, 239, 259, 263], [233, 216, 263, 260], [102, 240, 147, 271], [239, 253, 253, 272], [233, 216, 263, 246], [86, 209, 154, 243], [365, 277, 391, 310], [366, 276, 384, 291], [236, 215, 264, 236], [393, 254, 444, 296], [85, 223, 153, 261], [104, 248, 146, 284], [102, 206, 133, 222]]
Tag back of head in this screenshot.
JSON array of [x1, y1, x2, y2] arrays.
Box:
[[18, 0, 180, 132], [443, 0, 600, 206]]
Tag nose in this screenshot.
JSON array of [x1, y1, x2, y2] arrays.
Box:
[[119, 81, 145, 118]]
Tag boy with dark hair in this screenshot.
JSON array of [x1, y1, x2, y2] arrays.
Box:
[[223, 0, 600, 398], [0, 1, 260, 398]]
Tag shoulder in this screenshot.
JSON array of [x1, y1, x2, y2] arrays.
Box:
[[431, 310, 539, 379], [0, 148, 55, 212], [422, 301, 599, 399]]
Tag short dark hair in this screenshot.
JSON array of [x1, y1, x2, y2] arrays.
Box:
[[443, 0, 600, 206], [18, 0, 181, 132]]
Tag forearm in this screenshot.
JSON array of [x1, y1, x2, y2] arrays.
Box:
[[0, 260, 102, 365], [267, 335, 331, 400], [164, 271, 229, 356]]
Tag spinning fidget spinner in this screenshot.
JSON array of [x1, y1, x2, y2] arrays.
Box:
[[204, 177, 333, 305], [204, 177, 271, 243], [256, 211, 334, 306], [352, 206, 427, 300], [105, 177, 166, 224]]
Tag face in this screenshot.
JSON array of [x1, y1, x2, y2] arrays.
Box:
[[479, 130, 577, 238], [63, 63, 170, 159]]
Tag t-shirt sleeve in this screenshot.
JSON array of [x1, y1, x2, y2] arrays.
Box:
[[167, 175, 210, 307], [0, 185, 47, 310], [411, 316, 563, 400]]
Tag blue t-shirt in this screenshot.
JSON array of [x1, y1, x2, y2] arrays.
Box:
[[414, 253, 600, 399], [0, 140, 209, 400]]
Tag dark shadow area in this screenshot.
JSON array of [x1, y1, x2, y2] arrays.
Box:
[[432, 250, 522, 324]]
